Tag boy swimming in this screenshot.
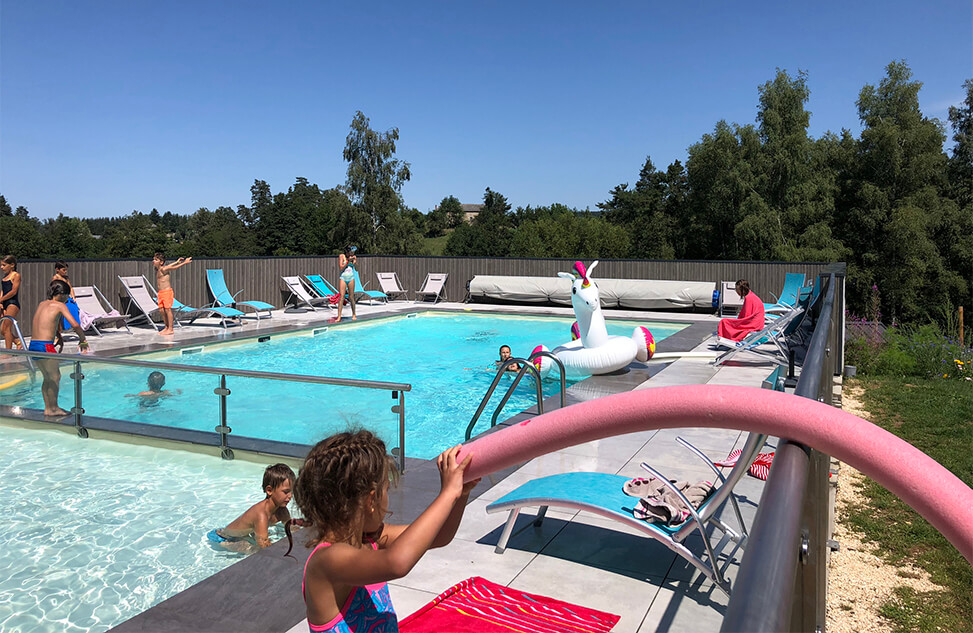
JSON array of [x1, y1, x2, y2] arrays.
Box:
[[125, 371, 180, 404], [208, 463, 299, 552]]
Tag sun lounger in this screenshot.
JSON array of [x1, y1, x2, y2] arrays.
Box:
[[206, 269, 274, 319], [415, 272, 448, 303], [376, 272, 409, 301], [764, 273, 806, 313], [303, 274, 339, 300], [486, 430, 771, 596], [350, 268, 387, 304], [713, 306, 804, 366], [72, 286, 132, 336], [119, 275, 245, 329], [281, 276, 332, 311]]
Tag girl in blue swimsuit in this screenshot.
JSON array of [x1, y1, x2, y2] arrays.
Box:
[[1, 255, 22, 349], [292, 430, 479, 633], [336, 245, 357, 321]]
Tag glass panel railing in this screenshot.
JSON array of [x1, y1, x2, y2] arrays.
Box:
[[0, 349, 411, 472]]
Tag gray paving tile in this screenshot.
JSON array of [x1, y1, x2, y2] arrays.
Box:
[[637, 578, 730, 632], [508, 555, 664, 633], [395, 538, 538, 593]]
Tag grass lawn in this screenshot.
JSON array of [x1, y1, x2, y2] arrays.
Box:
[[847, 376, 973, 633], [422, 234, 449, 255]]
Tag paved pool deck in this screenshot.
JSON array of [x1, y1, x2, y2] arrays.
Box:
[[2, 299, 819, 632]]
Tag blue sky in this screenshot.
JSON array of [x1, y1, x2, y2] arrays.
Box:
[[1, 1, 970, 220]]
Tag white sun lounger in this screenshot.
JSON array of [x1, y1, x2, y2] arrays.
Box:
[[376, 272, 409, 301], [119, 275, 244, 330], [281, 276, 332, 311], [415, 273, 448, 303], [72, 285, 132, 336]]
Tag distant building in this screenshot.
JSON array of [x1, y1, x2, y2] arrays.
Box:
[[461, 203, 483, 224]]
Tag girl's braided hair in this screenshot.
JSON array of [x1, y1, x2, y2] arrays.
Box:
[[293, 429, 398, 548]]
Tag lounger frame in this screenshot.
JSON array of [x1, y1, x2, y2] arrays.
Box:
[[487, 431, 769, 595]]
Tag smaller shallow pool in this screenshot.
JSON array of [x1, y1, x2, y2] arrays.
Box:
[[0, 424, 285, 633]]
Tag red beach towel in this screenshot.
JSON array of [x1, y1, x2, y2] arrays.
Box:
[[398, 576, 620, 633], [717, 291, 766, 341]]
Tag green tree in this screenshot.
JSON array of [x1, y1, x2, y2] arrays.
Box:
[[0, 195, 12, 217], [746, 69, 847, 262], [181, 206, 255, 256], [838, 61, 956, 322], [683, 120, 762, 259], [445, 188, 514, 256], [439, 195, 465, 228], [102, 212, 173, 258], [342, 111, 412, 246], [510, 207, 630, 258], [947, 79, 972, 208], [599, 157, 677, 258], [42, 214, 100, 258]]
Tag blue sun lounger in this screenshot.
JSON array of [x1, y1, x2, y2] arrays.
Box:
[[350, 268, 387, 304], [486, 431, 770, 596], [206, 269, 274, 319], [764, 273, 805, 314], [304, 274, 339, 299]]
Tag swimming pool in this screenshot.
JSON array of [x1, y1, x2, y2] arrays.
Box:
[[0, 424, 280, 633], [2, 312, 686, 459]]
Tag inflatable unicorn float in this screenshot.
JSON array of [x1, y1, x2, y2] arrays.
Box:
[[532, 261, 655, 379]]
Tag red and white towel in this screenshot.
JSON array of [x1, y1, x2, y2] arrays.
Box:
[[714, 449, 775, 481]]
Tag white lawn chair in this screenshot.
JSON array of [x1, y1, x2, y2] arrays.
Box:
[[119, 275, 244, 330], [281, 276, 333, 311], [376, 272, 409, 301], [72, 285, 132, 336], [414, 273, 448, 303]]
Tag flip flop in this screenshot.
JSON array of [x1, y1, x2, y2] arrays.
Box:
[[623, 476, 661, 498], [714, 449, 742, 468]]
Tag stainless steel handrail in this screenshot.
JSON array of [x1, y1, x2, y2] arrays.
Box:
[[0, 348, 412, 471], [465, 351, 567, 441], [722, 273, 838, 632], [0, 316, 36, 376], [489, 351, 567, 428]]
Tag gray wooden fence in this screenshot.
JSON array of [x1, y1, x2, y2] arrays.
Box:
[[5, 256, 844, 338]]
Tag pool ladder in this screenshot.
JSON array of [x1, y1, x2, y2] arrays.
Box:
[[0, 316, 36, 378], [465, 350, 566, 441]]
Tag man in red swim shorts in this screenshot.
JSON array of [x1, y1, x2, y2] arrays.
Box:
[[29, 279, 89, 417], [153, 253, 193, 336]]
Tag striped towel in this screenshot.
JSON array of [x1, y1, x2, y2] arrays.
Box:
[[714, 449, 775, 481], [399, 576, 619, 633]]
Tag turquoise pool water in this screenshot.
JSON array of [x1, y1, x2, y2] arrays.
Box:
[[2, 312, 685, 459], [0, 425, 280, 633]]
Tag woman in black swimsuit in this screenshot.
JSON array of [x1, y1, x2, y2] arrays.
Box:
[[1, 255, 23, 349]]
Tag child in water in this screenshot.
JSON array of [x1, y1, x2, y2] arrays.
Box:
[[293, 430, 478, 633], [208, 463, 299, 551], [496, 344, 520, 372], [125, 371, 181, 403]]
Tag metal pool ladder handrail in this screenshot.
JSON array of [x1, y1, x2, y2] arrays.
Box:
[[0, 316, 36, 377], [0, 348, 412, 472], [465, 351, 566, 441]]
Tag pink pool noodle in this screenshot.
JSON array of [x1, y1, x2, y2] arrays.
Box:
[[457, 385, 973, 563]]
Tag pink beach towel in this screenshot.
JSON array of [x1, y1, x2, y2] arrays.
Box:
[[398, 576, 620, 633]]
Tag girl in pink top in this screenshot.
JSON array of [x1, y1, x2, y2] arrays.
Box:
[[717, 279, 766, 341], [293, 430, 479, 632]]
